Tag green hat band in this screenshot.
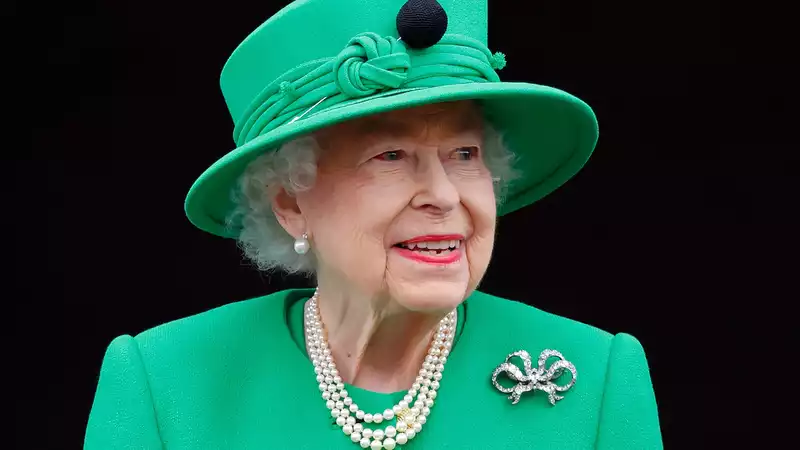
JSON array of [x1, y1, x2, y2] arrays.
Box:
[[233, 32, 506, 146]]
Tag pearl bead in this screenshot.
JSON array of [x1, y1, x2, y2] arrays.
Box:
[[304, 296, 456, 448]]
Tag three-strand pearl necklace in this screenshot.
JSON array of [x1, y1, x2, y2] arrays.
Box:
[[304, 290, 456, 449]]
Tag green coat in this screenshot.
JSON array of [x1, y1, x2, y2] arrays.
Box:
[[85, 289, 662, 449]]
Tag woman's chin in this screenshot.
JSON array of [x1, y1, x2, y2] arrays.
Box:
[[388, 281, 469, 313]]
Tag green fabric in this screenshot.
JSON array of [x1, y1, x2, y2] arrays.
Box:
[[85, 289, 662, 449], [183, 0, 599, 238], [233, 33, 502, 145]]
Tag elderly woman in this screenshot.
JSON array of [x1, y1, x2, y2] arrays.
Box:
[[85, 0, 662, 449]]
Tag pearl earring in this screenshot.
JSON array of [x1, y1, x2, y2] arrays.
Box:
[[294, 233, 310, 255]]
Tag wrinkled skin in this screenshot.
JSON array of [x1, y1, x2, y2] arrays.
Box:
[[272, 101, 497, 391]]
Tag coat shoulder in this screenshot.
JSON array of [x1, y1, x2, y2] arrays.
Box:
[[129, 289, 311, 366], [468, 290, 615, 347]]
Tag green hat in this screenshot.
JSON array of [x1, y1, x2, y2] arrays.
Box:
[[185, 0, 598, 238]]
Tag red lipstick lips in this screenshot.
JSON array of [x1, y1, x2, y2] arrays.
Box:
[[393, 234, 465, 264], [401, 234, 465, 244]]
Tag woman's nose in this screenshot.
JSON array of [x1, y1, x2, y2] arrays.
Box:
[[410, 156, 459, 213]]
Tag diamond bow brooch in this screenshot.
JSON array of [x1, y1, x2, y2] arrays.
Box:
[[491, 349, 578, 406]]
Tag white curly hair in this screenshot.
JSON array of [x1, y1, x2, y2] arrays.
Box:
[[226, 123, 519, 275]]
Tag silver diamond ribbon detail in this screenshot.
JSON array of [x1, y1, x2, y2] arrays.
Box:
[[491, 349, 577, 406]]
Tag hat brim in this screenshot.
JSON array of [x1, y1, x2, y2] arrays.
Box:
[[185, 82, 598, 238]]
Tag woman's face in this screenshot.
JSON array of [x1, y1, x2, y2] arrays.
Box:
[[297, 101, 496, 312]]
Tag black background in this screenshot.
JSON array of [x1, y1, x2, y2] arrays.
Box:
[[13, 0, 797, 448]]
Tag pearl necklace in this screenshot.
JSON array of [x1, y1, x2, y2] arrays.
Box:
[[304, 290, 456, 449]]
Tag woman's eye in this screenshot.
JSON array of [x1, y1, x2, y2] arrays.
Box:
[[452, 146, 479, 161], [375, 150, 406, 161]]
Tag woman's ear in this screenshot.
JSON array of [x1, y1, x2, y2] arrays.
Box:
[[271, 187, 307, 239]]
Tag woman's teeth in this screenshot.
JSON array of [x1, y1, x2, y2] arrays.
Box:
[[398, 240, 462, 254]]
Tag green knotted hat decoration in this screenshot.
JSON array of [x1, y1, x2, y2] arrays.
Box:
[[185, 0, 599, 238]]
